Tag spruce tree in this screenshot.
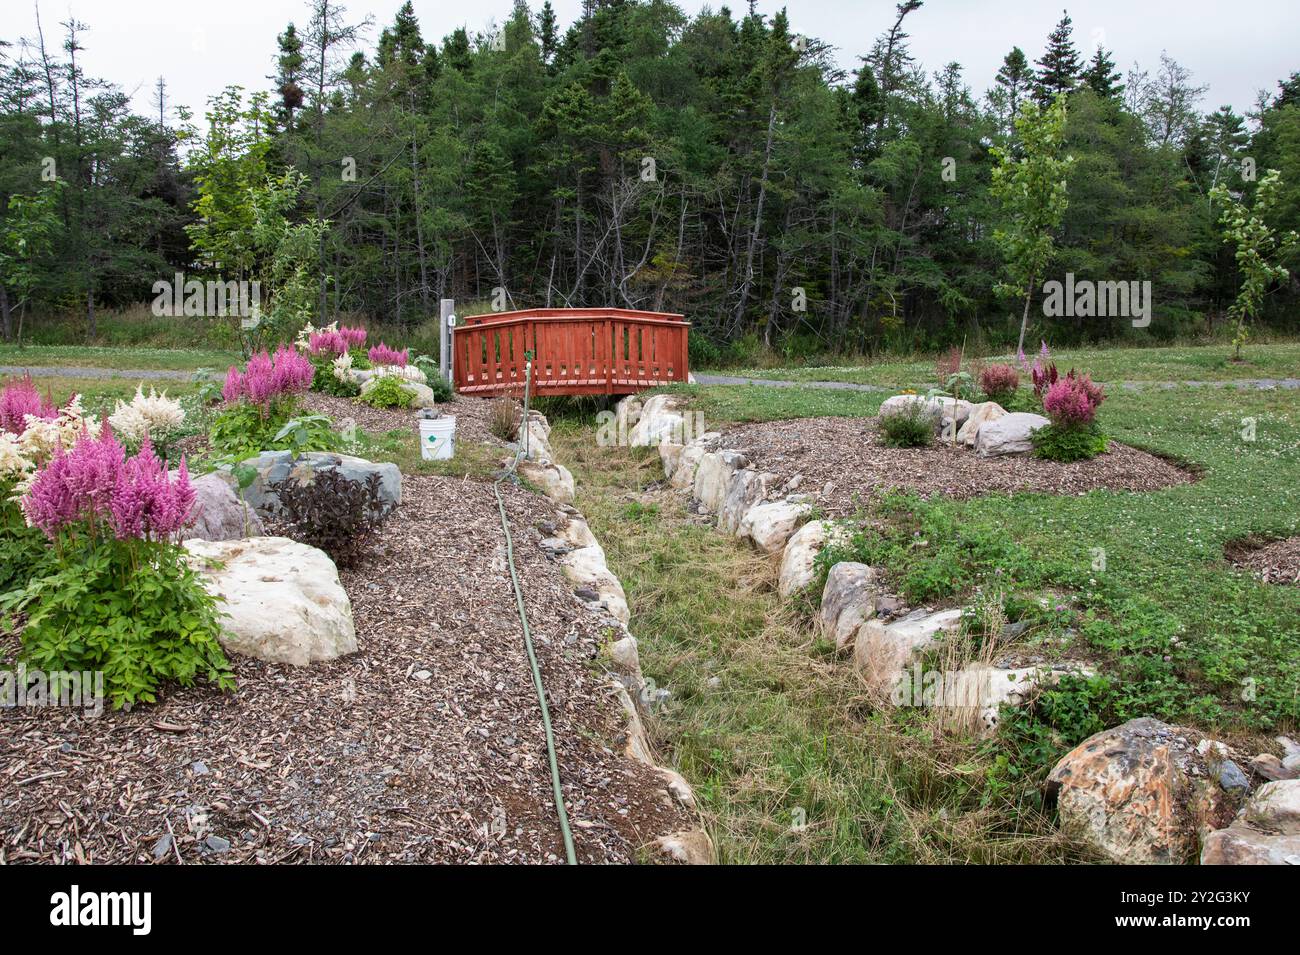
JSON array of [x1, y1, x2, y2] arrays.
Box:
[[1034, 11, 1081, 105], [1081, 45, 1122, 99], [995, 47, 1030, 119]]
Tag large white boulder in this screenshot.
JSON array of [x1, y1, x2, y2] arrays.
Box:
[[359, 375, 436, 408], [879, 394, 944, 423], [777, 520, 846, 598], [561, 546, 630, 625], [693, 449, 747, 514], [739, 497, 812, 554], [853, 608, 964, 694], [718, 469, 769, 535], [669, 433, 721, 489], [518, 459, 575, 503], [626, 394, 689, 447], [183, 536, 356, 666], [819, 562, 877, 650], [956, 401, 1007, 447], [974, 412, 1049, 457], [520, 412, 554, 463]]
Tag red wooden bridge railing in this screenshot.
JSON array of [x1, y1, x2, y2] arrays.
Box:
[[452, 307, 691, 397]]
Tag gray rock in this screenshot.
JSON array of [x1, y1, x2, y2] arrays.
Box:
[[214, 451, 401, 517], [975, 412, 1050, 457], [574, 587, 600, 601], [151, 833, 173, 860], [191, 760, 209, 776], [204, 835, 231, 853], [1218, 760, 1250, 794]]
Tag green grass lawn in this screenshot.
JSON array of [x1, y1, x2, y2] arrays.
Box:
[[550, 377, 1300, 863], [712, 340, 1300, 390], [0, 344, 240, 372]]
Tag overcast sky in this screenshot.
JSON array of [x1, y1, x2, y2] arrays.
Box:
[[3, 0, 1295, 122]]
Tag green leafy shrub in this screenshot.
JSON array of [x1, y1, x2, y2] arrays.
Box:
[[878, 401, 933, 448], [360, 375, 413, 409], [267, 469, 394, 565], [309, 354, 360, 397], [4, 537, 235, 708], [0, 494, 48, 595], [1031, 422, 1108, 462], [428, 374, 453, 403], [209, 400, 340, 460]]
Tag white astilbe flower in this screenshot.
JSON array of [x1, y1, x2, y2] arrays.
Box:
[[373, 364, 426, 384], [108, 386, 186, 446], [18, 395, 100, 464], [332, 351, 354, 383], [0, 431, 30, 480], [10, 395, 101, 499]]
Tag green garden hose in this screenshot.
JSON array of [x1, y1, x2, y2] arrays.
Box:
[[494, 358, 577, 865]]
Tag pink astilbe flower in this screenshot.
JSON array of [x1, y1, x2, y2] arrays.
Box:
[[979, 363, 1020, 399], [368, 342, 408, 367], [24, 428, 195, 540], [308, 330, 348, 356], [24, 426, 126, 537], [1042, 372, 1106, 427], [1, 376, 57, 435], [271, 345, 314, 394], [339, 325, 367, 349], [108, 437, 195, 540], [222, 366, 245, 403], [223, 348, 313, 407]]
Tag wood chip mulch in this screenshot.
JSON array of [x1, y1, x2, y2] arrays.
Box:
[[300, 391, 502, 449], [1225, 536, 1300, 586], [0, 474, 693, 864], [719, 416, 1196, 517]]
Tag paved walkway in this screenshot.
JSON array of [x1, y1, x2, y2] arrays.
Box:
[[5, 365, 1298, 393]]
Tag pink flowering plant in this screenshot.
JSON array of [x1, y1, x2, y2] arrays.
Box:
[[1032, 368, 1108, 462], [0, 376, 57, 435], [211, 347, 339, 460], [367, 342, 408, 367], [4, 426, 233, 708]]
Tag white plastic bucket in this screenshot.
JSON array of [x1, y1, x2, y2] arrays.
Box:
[[419, 415, 456, 460]]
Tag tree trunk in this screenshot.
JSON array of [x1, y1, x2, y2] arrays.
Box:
[[1, 286, 11, 342], [734, 102, 777, 334], [1016, 274, 1035, 357]]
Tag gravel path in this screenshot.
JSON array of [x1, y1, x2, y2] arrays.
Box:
[[695, 372, 1300, 392], [0, 365, 199, 381]]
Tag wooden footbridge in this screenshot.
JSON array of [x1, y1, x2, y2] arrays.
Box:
[[451, 308, 691, 397]]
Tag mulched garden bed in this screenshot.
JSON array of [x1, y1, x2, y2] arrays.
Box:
[[0, 475, 693, 864], [719, 415, 1196, 517], [1225, 536, 1300, 586], [301, 391, 502, 448]]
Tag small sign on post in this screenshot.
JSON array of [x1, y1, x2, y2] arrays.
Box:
[[440, 298, 455, 384]]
